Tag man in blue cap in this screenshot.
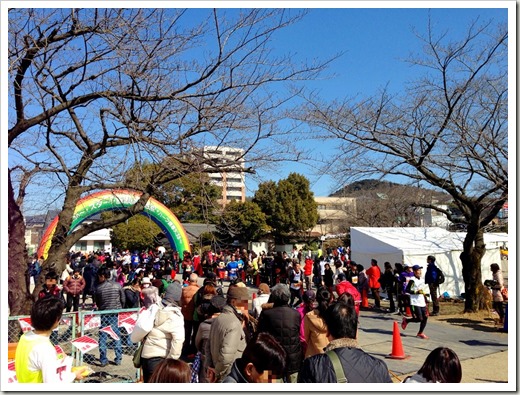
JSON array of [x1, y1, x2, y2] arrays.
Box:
[[401, 265, 430, 339]]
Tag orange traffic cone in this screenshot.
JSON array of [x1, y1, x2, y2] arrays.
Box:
[[405, 306, 412, 317], [386, 321, 409, 360], [361, 288, 369, 308]]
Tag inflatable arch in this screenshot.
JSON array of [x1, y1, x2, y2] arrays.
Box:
[[37, 190, 191, 260]]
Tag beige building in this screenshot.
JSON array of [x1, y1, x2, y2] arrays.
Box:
[[204, 146, 246, 207], [312, 196, 357, 235]]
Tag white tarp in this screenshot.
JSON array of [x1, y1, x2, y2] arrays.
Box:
[[350, 227, 502, 298]]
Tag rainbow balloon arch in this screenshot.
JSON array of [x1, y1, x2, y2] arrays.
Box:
[[37, 189, 191, 260]]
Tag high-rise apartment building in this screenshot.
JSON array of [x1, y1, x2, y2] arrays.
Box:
[[203, 146, 246, 207]]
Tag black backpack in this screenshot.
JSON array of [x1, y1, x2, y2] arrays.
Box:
[[436, 268, 445, 285]]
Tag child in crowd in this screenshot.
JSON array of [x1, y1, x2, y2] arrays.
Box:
[[15, 298, 86, 383]]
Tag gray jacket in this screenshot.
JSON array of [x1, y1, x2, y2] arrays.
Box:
[[94, 280, 125, 310], [209, 305, 246, 382]]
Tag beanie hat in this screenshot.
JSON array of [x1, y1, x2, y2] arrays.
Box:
[[163, 281, 182, 304]]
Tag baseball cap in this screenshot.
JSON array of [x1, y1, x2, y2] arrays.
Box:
[[303, 290, 316, 302], [227, 286, 249, 300], [412, 265, 423, 271]]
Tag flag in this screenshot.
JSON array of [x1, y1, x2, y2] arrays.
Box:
[[100, 325, 120, 340], [18, 317, 34, 333], [71, 335, 99, 353], [83, 314, 101, 330], [7, 361, 17, 383], [118, 311, 138, 334]]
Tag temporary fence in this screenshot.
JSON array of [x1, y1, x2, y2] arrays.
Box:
[[7, 307, 142, 384]]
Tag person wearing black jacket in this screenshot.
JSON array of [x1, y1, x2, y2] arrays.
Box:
[[298, 299, 392, 383], [382, 262, 397, 313], [257, 284, 302, 383]]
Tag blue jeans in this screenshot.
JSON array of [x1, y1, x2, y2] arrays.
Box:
[[99, 314, 122, 364]]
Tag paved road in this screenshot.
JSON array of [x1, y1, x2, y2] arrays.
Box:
[[182, 275, 512, 386], [355, 308, 508, 382]]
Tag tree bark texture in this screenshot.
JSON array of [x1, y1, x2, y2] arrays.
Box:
[[8, 172, 33, 316]]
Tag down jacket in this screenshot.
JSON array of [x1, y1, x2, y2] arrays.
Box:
[[141, 304, 185, 359], [209, 305, 246, 382], [298, 338, 392, 383], [257, 303, 303, 375], [63, 275, 85, 296]]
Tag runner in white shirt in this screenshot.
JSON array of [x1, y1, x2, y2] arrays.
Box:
[[401, 265, 430, 339]]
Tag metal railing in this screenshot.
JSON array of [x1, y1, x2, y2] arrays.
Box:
[[8, 308, 141, 383]]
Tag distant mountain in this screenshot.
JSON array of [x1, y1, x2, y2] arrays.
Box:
[[330, 179, 400, 196], [330, 179, 450, 202]]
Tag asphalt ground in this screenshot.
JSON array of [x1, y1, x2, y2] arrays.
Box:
[[53, 274, 513, 389]]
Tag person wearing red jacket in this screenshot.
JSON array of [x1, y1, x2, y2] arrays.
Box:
[[335, 273, 361, 316], [366, 259, 382, 309], [62, 268, 86, 312], [303, 257, 314, 291]]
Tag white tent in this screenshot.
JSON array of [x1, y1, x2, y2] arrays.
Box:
[[350, 227, 501, 298]]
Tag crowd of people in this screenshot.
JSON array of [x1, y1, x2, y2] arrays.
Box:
[[20, 244, 507, 384]]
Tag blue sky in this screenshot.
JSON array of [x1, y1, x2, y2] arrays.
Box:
[[242, 6, 509, 197], [3, 3, 510, 214]]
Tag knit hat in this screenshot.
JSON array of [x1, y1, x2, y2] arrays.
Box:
[[337, 272, 346, 281], [258, 283, 270, 295], [163, 281, 182, 304], [227, 286, 249, 300], [141, 277, 151, 285]]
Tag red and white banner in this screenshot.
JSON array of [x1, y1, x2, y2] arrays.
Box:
[[18, 317, 34, 333], [83, 314, 101, 330], [118, 312, 138, 334], [71, 335, 99, 353], [7, 361, 17, 383], [60, 316, 73, 327], [100, 326, 120, 341]]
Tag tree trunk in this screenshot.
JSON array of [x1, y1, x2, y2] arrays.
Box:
[[31, 189, 83, 300], [460, 224, 488, 312], [8, 172, 33, 316]]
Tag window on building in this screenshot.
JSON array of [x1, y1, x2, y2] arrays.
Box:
[[94, 241, 105, 251], [75, 241, 88, 251]]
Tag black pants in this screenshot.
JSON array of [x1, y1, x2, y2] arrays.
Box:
[[290, 287, 303, 307], [493, 301, 505, 321], [386, 288, 396, 311], [141, 356, 164, 383], [66, 293, 80, 312], [371, 288, 381, 308], [410, 305, 428, 334], [428, 283, 439, 314]]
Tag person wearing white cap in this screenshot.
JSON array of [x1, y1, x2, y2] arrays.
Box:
[[141, 277, 160, 309], [401, 265, 430, 339]]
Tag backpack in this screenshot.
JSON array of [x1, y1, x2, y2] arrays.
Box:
[[436, 268, 445, 285]]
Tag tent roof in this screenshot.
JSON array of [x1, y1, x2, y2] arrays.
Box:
[[351, 227, 465, 255]]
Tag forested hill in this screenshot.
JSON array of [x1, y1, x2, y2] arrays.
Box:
[[330, 179, 399, 196]]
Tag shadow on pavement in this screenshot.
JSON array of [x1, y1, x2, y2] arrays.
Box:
[[439, 318, 501, 333], [459, 339, 508, 347]]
